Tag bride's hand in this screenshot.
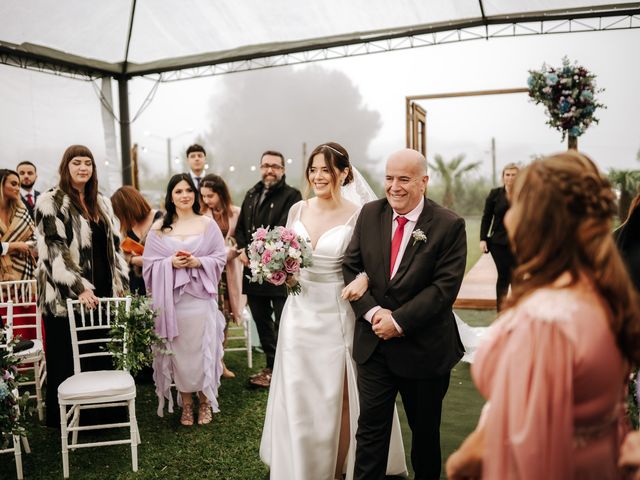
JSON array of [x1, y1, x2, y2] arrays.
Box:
[[446, 427, 484, 480], [341, 273, 368, 301]]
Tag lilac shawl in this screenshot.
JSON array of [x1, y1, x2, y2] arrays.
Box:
[[143, 220, 226, 341]]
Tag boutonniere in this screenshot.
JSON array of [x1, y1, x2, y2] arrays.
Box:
[[412, 229, 427, 246]]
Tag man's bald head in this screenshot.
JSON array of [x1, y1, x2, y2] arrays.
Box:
[[385, 148, 429, 214]]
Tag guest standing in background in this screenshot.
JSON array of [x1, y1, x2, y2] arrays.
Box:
[[615, 193, 640, 292], [35, 145, 128, 428], [143, 173, 227, 426], [1, 169, 36, 282], [16, 161, 40, 220], [111, 185, 163, 295], [447, 152, 640, 480], [200, 174, 245, 379], [0, 169, 38, 342], [479, 163, 519, 311], [235, 150, 302, 388], [186, 144, 207, 192]]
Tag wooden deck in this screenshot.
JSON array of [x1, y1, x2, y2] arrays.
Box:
[[454, 253, 498, 310]]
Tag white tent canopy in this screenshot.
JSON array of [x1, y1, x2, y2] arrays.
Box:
[[1, 1, 638, 184]]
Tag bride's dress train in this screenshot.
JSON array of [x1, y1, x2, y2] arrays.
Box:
[[260, 202, 407, 479], [454, 313, 488, 363]]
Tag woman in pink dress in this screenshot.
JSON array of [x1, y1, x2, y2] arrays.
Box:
[[200, 174, 246, 379], [446, 151, 640, 480]]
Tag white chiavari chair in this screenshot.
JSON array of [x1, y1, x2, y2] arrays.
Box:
[[59, 297, 139, 479]]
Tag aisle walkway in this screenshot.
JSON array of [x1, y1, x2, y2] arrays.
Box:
[[454, 253, 497, 310]]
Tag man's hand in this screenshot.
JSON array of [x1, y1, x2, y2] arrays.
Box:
[[238, 250, 249, 267], [372, 309, 402, 340], [479, 240, 488, 254]]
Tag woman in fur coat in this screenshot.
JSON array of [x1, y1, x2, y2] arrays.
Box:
[[35, 144, 128, 428]]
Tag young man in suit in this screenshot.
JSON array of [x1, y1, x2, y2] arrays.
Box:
[[186, 144, 207, 191], [343, 148, 467, 480], [235, 150, 302, 388], [16, 161, 40, 219]]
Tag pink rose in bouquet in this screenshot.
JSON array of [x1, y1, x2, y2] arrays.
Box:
[[255, 227, 268, 241], [269, 271, 287, 286], [284, 257, 300, 274]]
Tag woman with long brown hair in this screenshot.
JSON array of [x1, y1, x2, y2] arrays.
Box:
[[447, 151, 640, 479], [36, 145, 128, 427], [199, 174, 245, 379], [0, 169, 36, 282]]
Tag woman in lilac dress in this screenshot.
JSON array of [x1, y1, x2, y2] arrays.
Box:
[[143, 173, 227, 426]]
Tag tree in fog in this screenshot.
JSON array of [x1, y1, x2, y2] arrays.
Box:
[[204, 66, 381, 193]]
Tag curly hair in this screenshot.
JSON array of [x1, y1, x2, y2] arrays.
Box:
[[506, 151, 640, 363]]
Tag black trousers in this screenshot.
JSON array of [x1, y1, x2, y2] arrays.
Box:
[[489, 242, 515, 311], [355, 348, 451, 480], [44, 313, 74, 428], [246, 295, 286, 370]]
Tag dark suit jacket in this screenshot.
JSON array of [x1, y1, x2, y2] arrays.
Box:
[[480, 186, 509, 246], [20, 190, 40, 220], [235, 175, 301, 297], [343, 198, 466, 378]]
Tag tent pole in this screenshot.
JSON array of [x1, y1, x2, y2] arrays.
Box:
[[118, 76, 133, 186]]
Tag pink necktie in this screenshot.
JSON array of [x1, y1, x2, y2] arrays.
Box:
[[390, 216, 408, 278]]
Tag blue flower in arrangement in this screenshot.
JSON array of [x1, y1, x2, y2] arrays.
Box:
[[580, 90, 594, 101], [528, 56, 605, 141], [545, 73, 558, 85]]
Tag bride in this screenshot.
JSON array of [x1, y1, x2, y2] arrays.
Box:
[[260, 142, 407, 479]]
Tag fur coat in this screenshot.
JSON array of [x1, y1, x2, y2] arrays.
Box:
[[35, 187, 129, 317]]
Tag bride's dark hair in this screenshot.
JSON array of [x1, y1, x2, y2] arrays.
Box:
[[304, 142, 353, 199]]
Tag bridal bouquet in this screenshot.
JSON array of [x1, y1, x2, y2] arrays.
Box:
[[248, 226, 313, 295]]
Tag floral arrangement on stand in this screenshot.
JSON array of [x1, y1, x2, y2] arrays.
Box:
[[107, 294, 168, 375], [248, 226, 313, 295], [527, 56, 605, 149], [0, 330, 30, 446]]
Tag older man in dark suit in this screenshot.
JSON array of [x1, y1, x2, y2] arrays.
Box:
[[343, 148, 466, 480]]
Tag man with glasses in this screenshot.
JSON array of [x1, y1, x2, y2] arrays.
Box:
[[235, 150, 302, 388]]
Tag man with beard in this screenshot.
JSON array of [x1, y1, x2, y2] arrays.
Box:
[[236, 150, 301, 388], [16, 161, 40, 219]]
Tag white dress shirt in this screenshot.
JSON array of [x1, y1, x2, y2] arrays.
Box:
[[363, 197, 425, 333]]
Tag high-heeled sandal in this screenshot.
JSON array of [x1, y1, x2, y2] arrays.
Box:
[[222, 362, 236, 379], [180, 403, 194, 426], [198, 401, 213, 425]]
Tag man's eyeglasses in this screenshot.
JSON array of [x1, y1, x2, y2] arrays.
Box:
[[260, 164, 284, 171]]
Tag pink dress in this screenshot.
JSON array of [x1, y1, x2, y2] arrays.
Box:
[[472, 281, 628, 480]]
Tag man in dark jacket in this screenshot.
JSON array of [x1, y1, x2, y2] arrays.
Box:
[[235, 150, 302, 387]]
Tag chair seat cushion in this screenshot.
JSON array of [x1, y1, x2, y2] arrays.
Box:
[[58, 370, 135, 401], [15, 339, 43, 359]]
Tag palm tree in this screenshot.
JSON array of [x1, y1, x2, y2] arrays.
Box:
[[608, 169, 640, 220], [428, 154, 481, 209]]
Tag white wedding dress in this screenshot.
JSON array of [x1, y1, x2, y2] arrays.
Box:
[[260, 201, 408, 479]]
